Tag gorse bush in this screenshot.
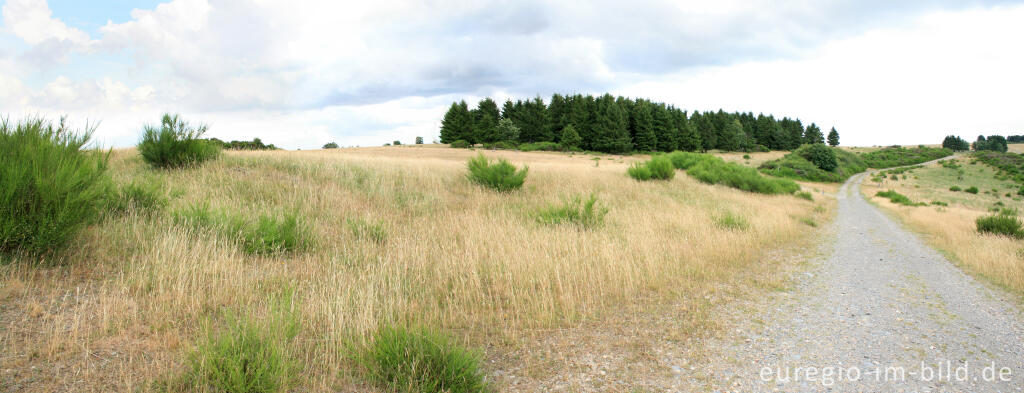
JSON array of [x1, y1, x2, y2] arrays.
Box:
[[352, 325, 489, 393], [627, 156, 674, 181], [668, 152, 800, 194], [0, 118, 111, 258], [188, 292, 300, 393], [174, 204, 310, 255], [465, 154, 528, 192], [138, 113, 221, 169], [759, 145, 867, 182], [536, 194, 609, 229], [976, 213, 1024, 239], [799, 143, 838, 171], [965, 186, 979, 194]]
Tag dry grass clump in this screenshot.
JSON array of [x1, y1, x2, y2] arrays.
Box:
[[0, 145, 827, 391]]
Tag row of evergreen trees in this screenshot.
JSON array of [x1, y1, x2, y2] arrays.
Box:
[[943, 135, 1010, 152], [439, 94, 840, 153]]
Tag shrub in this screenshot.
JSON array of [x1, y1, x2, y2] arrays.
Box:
[[949, 186, 962, 192], [465, 154, 527, 192], [536, 194, 609, 229], [347, 218, 388, 244], [930, 201, 948, 207], [799, 143, 838, 171], [742, 154, 751, 160], [628, 156, 674, 181], [323, 142, 339, 149], [352, 326, 488, 393], [0, 118, 111, 257], [714, 211, 749, 230], [188, 293, 299, 393], [450, 140, 471, 149], [875, 190, 924, 206], [393, 140, 402, 146], [518, 141, 562, 152], [415, 136, 424, 145], [138, 114, 221, 169], [965, 186, 979, 194], [976, 213, 1024, 239], [795, 191, 814, 201], [560, 125, 582, 149], [859, 146, 953, 168], [109, 177, 169, 215], [759, 145, 866, 182], [627, 162, 652, 181], [483, 141, 515, 150]]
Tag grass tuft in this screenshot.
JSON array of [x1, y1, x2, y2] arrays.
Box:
[[714, 211, 750, 230], [628, 156, 674, 181], [976, 213, 1024, 239], [536, 194, 609, 229], [174, 203, 310, 255], [352, 326, 488, 393], [466, 154, 528, 192], [875, 190, 925, 206], [138, 113, 221, 169], [348, 218, 388, 244]]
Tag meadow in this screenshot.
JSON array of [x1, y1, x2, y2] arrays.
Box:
[[862, 156, 1024, 298], [0, 140, 830, 391]]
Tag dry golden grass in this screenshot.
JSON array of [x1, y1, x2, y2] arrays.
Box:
[[1008, 143, 1024, 154], [710, 150, 788, 168], [862, 159, 1024, 298], [1, 145, 829, 391]]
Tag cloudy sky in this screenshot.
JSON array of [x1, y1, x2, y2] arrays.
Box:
[[2, 0, 1023, 149]]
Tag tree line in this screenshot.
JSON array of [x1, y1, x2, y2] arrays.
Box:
[[943, 134, 1010, 153], [440, 94, 840, 153]]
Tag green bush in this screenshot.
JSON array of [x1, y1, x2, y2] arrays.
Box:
[[667, 151, 800, 194], [465, 154, 528, 192], [949, 186, 962, 192], [799, 143, 838, 171], [0, 118, 112, 257], [483, 141, 515, 150], [347, 218, 388, 244], [536, 194, 609, 229], [450, 140, 471, 149], [518, 141, 562, 152], [174, 204, 310, 255], [859, 146, 952, 168], [965, 186, 979, 194], [352, 326, 488, 393], [323, 142, 339, 149], [627, 156, 674, 181], [931, 201, 949, 207], [759, 145, 867, 182], [875, 190, 924, 206], [109, 177, 169, 216], [976, 213, 1024, 239], [627, 162, 652, 181], [188, 293, 300, 393], [138, 114, 221, 169]]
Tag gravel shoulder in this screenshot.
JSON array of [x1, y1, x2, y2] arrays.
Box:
[[684, 169, 1024, 392]]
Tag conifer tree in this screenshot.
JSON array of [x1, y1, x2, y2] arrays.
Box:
[[827, 127, 840, 146], [631, 102, 657, 151], [591, 94, 632, 153], [440, 101, 473, 143], [474, 98, 500, 143], [560, 124, 582, 149], [804, 123, 825, 144]]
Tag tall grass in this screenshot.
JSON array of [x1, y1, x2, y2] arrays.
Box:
[[668, 152, 800, 194], [627, 156, 674, 181], [976, 213, 1024, 239], [174, 203, 310, 255], [0, 117, 111, 258], [138, 114, 221, 169], [465, 154, 528, 191], [536, 194, 609, 229]]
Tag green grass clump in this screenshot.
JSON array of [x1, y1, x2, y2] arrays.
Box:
[[466, 154, 527, 191], [518, 141, 563, 152], [976, 212, 1024, 239], [109, 177, 169, 215], [965, 186, 979, 194], [875, 190, 925, 206], [759, 144, 867, 182], [858, 146, 952, 168], [0, 118, 112, 258], [536, 194, 609, 229], [138, 114, 221, 169], [795, 191, 814, 201], [714, 211, 750, 230], [174, 204, 310, 255], [347, 218, 388, 244], [949, 186, 962, 192], [450, 140, 470, 148], [666, 151, 799, 194], [627, 156, 675, 181], [187, 292, 300, 393], [930, 201, 949, 207], [352, 326, 488, 393], [800, 217, 818, 227]]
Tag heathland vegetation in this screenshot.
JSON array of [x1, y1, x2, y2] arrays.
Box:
[[759, 144, 867, 182], [439, 94, 839, 153], [0, 115, 829, 391], [858, 145, 952, 168]]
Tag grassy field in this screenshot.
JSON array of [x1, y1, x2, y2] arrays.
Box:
[[0, 144, 831, 391], [1008, 143, 1024, 154], [862, 156, 1024, 298]]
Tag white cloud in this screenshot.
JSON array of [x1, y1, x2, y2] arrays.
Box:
[[2, 0, 95, 63]]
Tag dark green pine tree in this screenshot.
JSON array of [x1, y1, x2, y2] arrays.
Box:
[[717, 119, 742, 151], [591, 94, 632, 153], [631, 102, 657, 151], [827, 127, 840, 147], [439, 100, 473, 144], [517, 96, 552, 143], [804, 123, 825, 144], [570, 95, 596, 150], [560, 124, 582, 149], [652, 103, 677, 152], [692, 112, 716, 152], [675, 109, 701, 151], [474, 98, 500, 143], [501, 99, 516, 120], [548, 93, 571, 141]]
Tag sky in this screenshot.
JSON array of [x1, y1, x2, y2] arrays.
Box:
[[1, 0, 1023, 149]]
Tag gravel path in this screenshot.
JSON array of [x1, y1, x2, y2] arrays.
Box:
[[687, 170, 1024, 392]]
